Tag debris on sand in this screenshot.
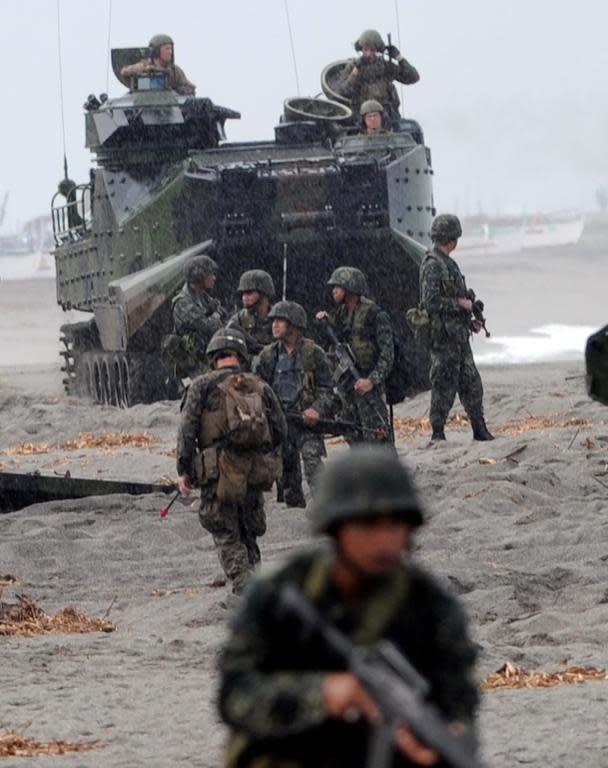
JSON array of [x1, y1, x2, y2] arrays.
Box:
[[0, 725, 103, 757], [1, 431, 160, 456], [0, 594, 116, 637], [482, 661, 608, 690]]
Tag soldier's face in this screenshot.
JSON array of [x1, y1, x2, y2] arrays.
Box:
[[203, 274, 217, 291], [242, 290, 261, 309], [272, 318, 289, 340], [336, 516, 411, 577], [158, 43, 173, 64], [361, 45, 377, 61], [364, 112, 382, 134], [331, 286, 346, 304]]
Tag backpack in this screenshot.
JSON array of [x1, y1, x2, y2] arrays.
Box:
[[216, 373, 272, 448], [385, 332, 414, 405]]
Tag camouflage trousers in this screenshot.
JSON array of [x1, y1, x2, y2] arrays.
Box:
[[199, 484, 266, 594], [429, 340, 484, 428], [340, 385, 394, 445], [282, 423, 326, 500]]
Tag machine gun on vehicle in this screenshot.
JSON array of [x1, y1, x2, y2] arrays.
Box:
[[276, 585, 487, 768]]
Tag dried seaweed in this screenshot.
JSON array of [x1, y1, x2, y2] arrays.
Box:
[[0, 594, 116, 637], [0, 725, 103, 757], [1, 431, 160, 456], [482, 661, 608, 690]]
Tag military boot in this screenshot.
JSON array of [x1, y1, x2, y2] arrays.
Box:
[[284, 488, 307, 508], [431, 424, 446, 441], [471, 417, 494, 441]]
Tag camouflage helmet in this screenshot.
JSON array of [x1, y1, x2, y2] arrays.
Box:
[[237, 269, 275, 298], [206, 328, 250, 365], [184, 254, 218, 283], [268, 300, 307, 329], [149, 33, 174, 49], [327, 266, 368, 296], [360, 99, 384, 117], [355, 29, 385, 53], [430, 214, 463, 244], [310, 446, 424, 534]]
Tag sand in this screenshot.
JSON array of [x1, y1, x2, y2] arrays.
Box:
[[1, 238, 608, 766]]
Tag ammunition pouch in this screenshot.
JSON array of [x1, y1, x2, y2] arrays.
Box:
[[216, 447, 282, 503], [193, 445, 220, 487]]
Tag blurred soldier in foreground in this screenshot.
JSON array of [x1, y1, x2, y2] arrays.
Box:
[[341, 29, 419, 127], [420, 214, 493, 441], [255, 301, 336, 508], [170, 253, 224, 377], [360, 99, 387, 135], [121, 34, 196, 95], [218, 447, 480, 767], [316, 267, 394, 444], [177, 329, 286, 594], [226, 269, 275, 356]]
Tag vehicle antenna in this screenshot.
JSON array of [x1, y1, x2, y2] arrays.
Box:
[[56, 0, 69, 180], [105, 0, 113, 94], [282, 242, 288, 300], [283, 0, 301, 97], [393, 0, 404, 111]]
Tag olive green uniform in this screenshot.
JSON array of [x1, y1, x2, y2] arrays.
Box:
[[227, 308, 274, 356], [255, 339, 336, 503], [420, 247, 485, 432], [172, 283, 223, 376], [342, 56, 419, 123], [218, 546, 479, 767], [177, 365, 286, 593], [121, 58, 196, 95], [327, 298, 394, 444]]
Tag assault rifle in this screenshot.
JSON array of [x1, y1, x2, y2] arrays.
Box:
[[466, 290, 490, 337], [276, 585, 487, 768], [285, 411, 384, 438], [317, 318, 390, 438]]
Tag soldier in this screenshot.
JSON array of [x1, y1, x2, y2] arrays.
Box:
[[360, 99, 386, 136], [121, 34, 196, 95], [341, 29, 419, 127], [316, 267, 394, 445], [226, 269, 275, 356], [177, 328, 286, 595], [420, 214, 494, 441], [172, 253, 225, 377], [218, 447, 480, 767], [255, 301, 336, 508]]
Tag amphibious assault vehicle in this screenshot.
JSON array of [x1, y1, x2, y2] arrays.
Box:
[[51, 49, 435, 406]]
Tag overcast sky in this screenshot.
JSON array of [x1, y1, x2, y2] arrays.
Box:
[[2, 0, 608, 230]]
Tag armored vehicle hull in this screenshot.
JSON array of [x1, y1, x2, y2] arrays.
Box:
[[52, 58, 434, 406]]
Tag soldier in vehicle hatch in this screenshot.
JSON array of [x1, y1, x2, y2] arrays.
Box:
[[217, 447, 480, 768], [121, 34, 196, 95], [340, 29, 419, 127], [359, 99, 387, 136], [226, 270, 275, 357]]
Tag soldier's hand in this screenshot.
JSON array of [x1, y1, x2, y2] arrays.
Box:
[[394, 726, 440, 766], [322, 672, 380, 724], [386, 44, 400, 59], [354, 377, 374, 395], [471, 320, 483, 334], [178, 474, 192, 497], [457, 298, 473, 312], [315, 310, 329, 321], [302, 407, 320, 426]]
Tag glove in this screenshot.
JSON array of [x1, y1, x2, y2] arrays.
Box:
[[386, 44, 400, 59]]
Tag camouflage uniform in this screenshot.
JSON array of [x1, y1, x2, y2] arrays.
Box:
[[420, 245, 486, 433], [227, 308, 274, 356], [172, 283, 223, 375], [341, 56, 419, 124], [121, 59, 196, 95], [255, 338, 335, 504], [218, 547, 478, 767], [326, 298, 394, 445], [177, 364, 286, 594]]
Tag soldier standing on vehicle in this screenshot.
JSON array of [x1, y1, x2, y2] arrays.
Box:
[[121, 34, 196, 95], [420, 214, 494, 441], [177, 329, 286, 595], [341, 29, 419, 127], [255, 301, 336, 508], [359, 99, 386, 136], [316, 267, 394, 445], [171, 253, 224, 377], [218, 446, 480, 768], [226, 269, 275, 356]]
